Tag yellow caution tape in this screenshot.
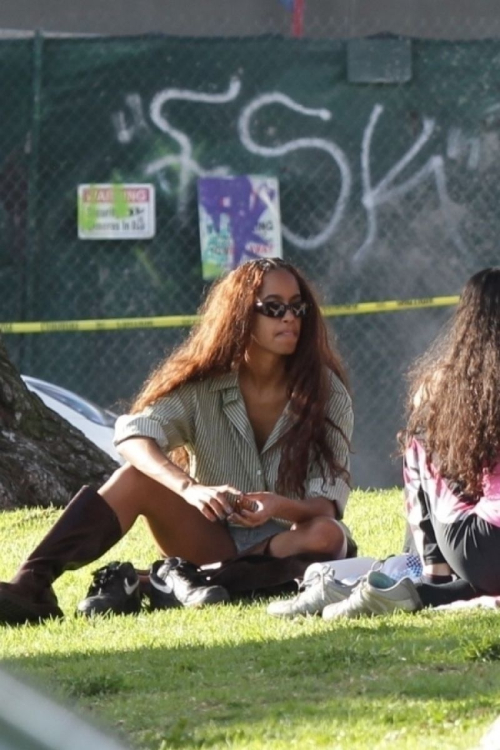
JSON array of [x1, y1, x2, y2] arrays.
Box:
[[0, 295, 460, 334], [322, 295, 459, 317]]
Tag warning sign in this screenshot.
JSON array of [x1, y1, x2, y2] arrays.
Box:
[[77, 183, 156, 240]]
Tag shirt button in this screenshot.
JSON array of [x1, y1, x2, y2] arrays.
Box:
[[257, 470, 262, 475]]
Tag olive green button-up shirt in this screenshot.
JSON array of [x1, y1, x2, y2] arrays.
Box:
[[114, 370, 353, 518]]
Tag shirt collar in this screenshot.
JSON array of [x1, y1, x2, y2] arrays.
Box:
[[208, 372, 240, 403], [208, 371, 239, 391]]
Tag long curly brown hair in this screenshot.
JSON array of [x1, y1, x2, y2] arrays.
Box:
[[132, 257, 351, 497], [402, 267, 500, 496]]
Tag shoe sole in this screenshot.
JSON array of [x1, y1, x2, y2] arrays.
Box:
[[184, 588, 230, 607], [149, 584, 230, 608], [365, 590, 420, 614], [268, 587, 353, 618], [77, 597, 142, 617], [323, 589, 419, 620], [323, 602, 371, 620], [149, 590, 182, 611]]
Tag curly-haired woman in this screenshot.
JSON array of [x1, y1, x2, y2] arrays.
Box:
[[0, 257, 356, 624], [325, 266, 500, 619], [399, 266, 500, 604]]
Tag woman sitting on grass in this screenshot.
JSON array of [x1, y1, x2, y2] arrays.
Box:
[[392, 266, 500, 607], [0, 257, 356, 625], [270, 267, 500, 620]]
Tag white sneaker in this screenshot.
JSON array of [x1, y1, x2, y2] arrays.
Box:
[[267, 563, 354, 618], [322, 571, 422, 621]]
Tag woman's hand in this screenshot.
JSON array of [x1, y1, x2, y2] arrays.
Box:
[[227, 491, 282, 527], [182, 483, 242, 523]]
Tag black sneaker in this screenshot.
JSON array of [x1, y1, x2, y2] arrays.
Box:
[[77, 561, 142, 617], [149, 557, 230, 608], [148, 560, 182, 611]]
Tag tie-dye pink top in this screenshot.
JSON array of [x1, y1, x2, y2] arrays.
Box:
[[404, 438, 500, 529]]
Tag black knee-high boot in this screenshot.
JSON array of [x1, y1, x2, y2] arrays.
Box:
[[0, 486, 122, 624]]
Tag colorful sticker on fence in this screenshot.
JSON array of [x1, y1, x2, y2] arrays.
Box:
[[77, 184, 156, 240], [197, 175, 282, 280]]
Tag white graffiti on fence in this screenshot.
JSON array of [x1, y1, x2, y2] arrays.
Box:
[[354, 103, 468, 265], [146, 77, 241, 219], [112, 78, 472, 261], [112, 93, 150, 145], [238, 92, 351, 250], [447, 127, 481, 171]]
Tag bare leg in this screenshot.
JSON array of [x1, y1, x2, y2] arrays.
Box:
[[423, 562, 452, 577], [100, 465, 237, 566], [267, 517, 345, 558]]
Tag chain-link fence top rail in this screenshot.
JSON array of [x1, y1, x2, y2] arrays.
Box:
[[1, 2, 500, 39], [1, 27, 499, 488]]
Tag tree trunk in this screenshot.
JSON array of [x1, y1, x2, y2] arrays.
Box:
[[0, 338, 118, 509]]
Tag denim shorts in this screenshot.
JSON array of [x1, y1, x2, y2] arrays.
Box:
[[228, 520, 287, 554], [228, 518, 357, 558]]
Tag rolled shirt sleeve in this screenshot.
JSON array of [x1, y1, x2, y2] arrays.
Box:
[[114, 384, 195, 452], [305, 379, 353, 519]]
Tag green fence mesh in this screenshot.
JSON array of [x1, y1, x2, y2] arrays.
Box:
[[1, 30, 499, 487]]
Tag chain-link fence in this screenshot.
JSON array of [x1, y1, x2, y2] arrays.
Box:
[[1, 11, 499, 488]]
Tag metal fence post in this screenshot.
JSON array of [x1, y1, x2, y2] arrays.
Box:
[[23, 29, 43, 375]]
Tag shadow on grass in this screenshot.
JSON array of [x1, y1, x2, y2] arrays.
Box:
[[3, 611, 500, 749]]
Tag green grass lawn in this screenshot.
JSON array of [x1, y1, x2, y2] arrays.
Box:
[[1, 489, 500, 750]]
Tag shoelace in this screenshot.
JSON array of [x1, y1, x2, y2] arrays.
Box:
[[324, 576, 367, 615], [343, 569, 397, 603], [87, 564, 122, 595], [337, 571, 374, 604], [296, 564, 332, 603]]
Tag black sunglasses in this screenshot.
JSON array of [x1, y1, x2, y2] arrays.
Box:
[[254, 300, 310, 318]]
